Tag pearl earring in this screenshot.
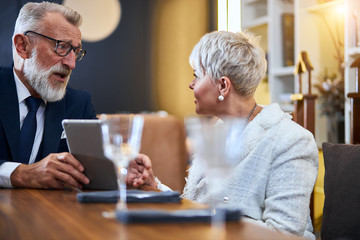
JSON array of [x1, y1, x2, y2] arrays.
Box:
[[218, 95, 224, 101]]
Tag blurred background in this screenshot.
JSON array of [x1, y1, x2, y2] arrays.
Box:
[[0, 0, 218, 117], [1, 0, 354, 147], [2, 1, 358, 235]]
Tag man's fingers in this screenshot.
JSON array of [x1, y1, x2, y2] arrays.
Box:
[[46, 178, 67, 189], [11, 154, 89, 189], [54, 171, 83, 189], [54, 156, 89, 185], [56, 153, 84, 172], [55, 171, 88, 188]]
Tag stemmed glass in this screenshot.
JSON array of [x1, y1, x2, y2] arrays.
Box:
[[101, 114, 144, 213], [185, 116, 246, 236]]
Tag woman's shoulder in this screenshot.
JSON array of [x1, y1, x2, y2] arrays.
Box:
[[256, 104, 292, 128], [258, 103, 313, 136], [255, 104, 317, 155]]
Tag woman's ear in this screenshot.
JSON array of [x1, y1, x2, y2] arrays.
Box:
[[13, 34, 32, 59], [218, 76, 231, 97]]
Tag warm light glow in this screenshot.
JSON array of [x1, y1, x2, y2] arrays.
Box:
[[228, 0, 241, 31], [63, 0, 121, 42], [218, 0, 227, 31], [217, 0, 242, 32], [336, 5, 345, 15]]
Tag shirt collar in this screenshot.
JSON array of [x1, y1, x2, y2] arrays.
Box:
[[13, 68, 31, 104], [13, 68, 47, 105]]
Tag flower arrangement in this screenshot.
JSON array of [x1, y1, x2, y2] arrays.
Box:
[[314, 69, 345, 116]]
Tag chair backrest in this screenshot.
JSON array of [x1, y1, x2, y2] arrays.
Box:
[[101, 113, 189, 192], [139, 114, 188, 192], [321, 142, 360, 240]]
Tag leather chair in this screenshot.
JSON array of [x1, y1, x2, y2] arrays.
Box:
[[139, 114, 189, 193], [321, 142, 360, 240], [102, 113, 189, 192]]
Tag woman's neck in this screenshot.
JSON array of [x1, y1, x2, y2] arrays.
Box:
[[218, 94, 259, 119]]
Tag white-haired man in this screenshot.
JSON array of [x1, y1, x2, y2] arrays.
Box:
[[0, 2, 96, 189]]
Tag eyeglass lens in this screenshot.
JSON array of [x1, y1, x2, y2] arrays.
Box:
[[56, 42, 85, 62]]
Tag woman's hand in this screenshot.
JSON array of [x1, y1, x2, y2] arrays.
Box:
[[126, 153, 157, 189]]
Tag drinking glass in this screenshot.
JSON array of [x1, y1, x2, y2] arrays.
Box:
[[101, 114, 144, 212], [185, 116, 246, 236]]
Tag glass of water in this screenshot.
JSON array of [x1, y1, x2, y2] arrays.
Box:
[[185, 116, 246, 235], [101, 114, 144, 212]]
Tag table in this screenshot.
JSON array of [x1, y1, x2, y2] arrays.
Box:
[[0, 189, 302, 240]]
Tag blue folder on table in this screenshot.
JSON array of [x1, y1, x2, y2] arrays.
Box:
[[116, 208, 242, 224], [77, 189, 181, 203]]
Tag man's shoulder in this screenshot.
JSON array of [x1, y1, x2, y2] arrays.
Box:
[[0, 66, 15, 89], [62, 86, 95, 112], [64, 86, 92, 100], [57, 86, 96, 119], [0, 66, 13, 78], [0, 66, 12, 71]]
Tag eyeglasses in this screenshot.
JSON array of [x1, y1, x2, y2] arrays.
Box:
[[24, 30, 86, 62]]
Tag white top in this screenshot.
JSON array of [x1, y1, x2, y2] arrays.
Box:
[[0, 70, 45, 187], [181, 104, 318, 240]]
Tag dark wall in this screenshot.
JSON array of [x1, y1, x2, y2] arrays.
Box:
[[0, 0, 153, 114]]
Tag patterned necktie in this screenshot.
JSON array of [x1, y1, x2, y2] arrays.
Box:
[[19, 96, 43, 164]]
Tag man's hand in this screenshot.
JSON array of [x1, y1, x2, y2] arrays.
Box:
[[126, 153, 157, 189], [10, 152, 89, 189]]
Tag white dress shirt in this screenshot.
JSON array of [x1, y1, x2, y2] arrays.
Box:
[[0, 69, 46, 187]]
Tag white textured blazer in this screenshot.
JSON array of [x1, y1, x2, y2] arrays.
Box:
[[182, 103, 319, 240]]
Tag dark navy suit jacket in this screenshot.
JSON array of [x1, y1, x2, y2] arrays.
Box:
[[0, 66, 97, 165]]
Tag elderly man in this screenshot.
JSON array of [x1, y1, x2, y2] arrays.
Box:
[[0, 2, 96, 189]]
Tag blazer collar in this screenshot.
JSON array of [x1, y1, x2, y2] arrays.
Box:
[[0, 67, 21, 161], [1, 66, 68, 161]]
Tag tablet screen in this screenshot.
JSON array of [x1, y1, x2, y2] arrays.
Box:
[[62, 119, 118, 190]]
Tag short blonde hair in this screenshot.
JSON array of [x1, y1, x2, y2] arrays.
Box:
[[189, 31, 267, 96]]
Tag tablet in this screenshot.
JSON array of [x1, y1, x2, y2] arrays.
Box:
[[62, 119, 118, 190]]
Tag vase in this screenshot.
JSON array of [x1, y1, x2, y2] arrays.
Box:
[[326, 112, 345, 143]]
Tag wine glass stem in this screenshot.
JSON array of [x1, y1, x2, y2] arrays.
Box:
[[210, 208, 226, 240], [208, 178, 226, 239], [117, 166, 128, 211]]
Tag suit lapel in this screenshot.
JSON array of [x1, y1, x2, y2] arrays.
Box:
[[0, 67, 68, 162], [0, 67, 21, 161]]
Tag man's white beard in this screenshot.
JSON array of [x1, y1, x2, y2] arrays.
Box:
[[23, 50, 71, 102]]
